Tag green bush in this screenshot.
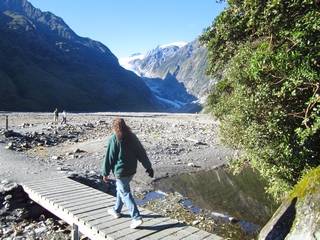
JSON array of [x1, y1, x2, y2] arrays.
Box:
[[201, 0, 320, 200]]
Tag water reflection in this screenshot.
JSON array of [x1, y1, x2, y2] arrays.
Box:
[[155, 167, 278, 226]]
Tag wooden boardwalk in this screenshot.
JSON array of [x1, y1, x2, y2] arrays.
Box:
[[22, 177, 223, 240]]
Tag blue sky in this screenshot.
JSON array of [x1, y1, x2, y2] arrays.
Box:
[[28, 0, 226, 58]]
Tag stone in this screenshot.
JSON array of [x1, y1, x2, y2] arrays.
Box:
[[192, 220, 200, 225], [4, 194, 12, 201], [97, 120, 106, 125], [34, 226, 47, 234], [45, 218, 54, 225], [51, 156, 61, 160], [57, 167, 70, 172], [259, 167, 320, 240], [21, 142, 31, 149], [4, 182, 18, 191], [22, 123, 30, 128], [1, 179, 9, 184], [5, 142, 14, 150], [74, 148, 86, 153]]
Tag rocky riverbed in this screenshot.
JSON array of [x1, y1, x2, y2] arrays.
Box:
[[0, 112, 241, 239]]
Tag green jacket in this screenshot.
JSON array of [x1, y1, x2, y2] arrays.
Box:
[[101, 133, 152, 178]]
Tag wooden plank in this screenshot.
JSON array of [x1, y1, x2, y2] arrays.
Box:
[[58, 197, 114, 214], [98, 218, 133, 238], [41, 185, 94, 197], [114, 216, 177, 239], [27, 179, 84, 188], [38, 185, 89, 196], [113, 218, 177, 240], [23, 177, 69, 186], [23, 182, 78, 193], [64, 198, 114, 213], [181, 230, 213, 240], [29, 184, 85, 194], [47, 192, 105, 205], [75, 204, 114, 223], [70, 203, 111, 216], [23, 183, 83, 194], [152, 224, 199, 240], [99, 218, 136, 238], [23, 178, 75, 189], [80, 210, 113, 225], [85, 213, 114, 227], [30, 191, 92, 208], [159, 226, 200, 240], [25, 179, 85, 190], [141, 225, 188, 240], [202, 233, 224, 240], [43, 188, 103, 202], [36, 191, 93, 205], [57, 194, 112, 209], [98, 210, 153, 238], [51, 189, 108, 203], [92, 208, 145, 236]]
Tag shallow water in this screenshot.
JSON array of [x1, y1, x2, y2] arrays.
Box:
[[155, 167, 278, 226]]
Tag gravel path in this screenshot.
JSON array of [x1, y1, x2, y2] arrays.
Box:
[[0, 143, 63, 183]]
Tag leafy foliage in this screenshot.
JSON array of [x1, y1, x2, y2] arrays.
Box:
[[201, 0, 320, 200]]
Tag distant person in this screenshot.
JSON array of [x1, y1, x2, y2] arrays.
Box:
[[53, 108, 59, 123], [61, 110, 67, 124], [101, 118, 154, 229]]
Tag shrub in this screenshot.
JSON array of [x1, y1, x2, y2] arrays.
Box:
[[201, 0, 320, 200]]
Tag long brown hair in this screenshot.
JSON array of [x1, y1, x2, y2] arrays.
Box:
[[112, 118, 131, 141]]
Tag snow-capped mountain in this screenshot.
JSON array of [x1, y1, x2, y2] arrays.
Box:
[[120, 40, 215, 106], [119, 41, 214, 112], [120, 41, 188, 78], [159, 41, 188, 49]]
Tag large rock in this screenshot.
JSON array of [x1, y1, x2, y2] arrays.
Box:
[[259, 167, 320, 240]]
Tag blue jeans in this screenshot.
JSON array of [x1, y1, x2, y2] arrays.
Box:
[[114, 175, 141, 220]]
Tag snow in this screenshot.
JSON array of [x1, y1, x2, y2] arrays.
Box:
[[119, 53, 145, 64], [159, 41, 188, 49], [119, 53, 145, 75], [155, 95, 186, 109]]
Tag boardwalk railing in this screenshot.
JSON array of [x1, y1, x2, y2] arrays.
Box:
[[22, 177, 223, 240]]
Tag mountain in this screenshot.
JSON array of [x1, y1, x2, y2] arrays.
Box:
[[0, 0, 158, 112], [119, 42, 187, 78], [120, 40, 215, 104]]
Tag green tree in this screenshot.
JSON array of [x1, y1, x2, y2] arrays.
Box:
[[201, 0, 320, 200]]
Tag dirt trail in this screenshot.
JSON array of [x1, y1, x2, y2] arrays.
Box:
[[0, 143, 62, 183]]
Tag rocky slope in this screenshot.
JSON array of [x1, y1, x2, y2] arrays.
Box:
[[0, 0, 158, 112]]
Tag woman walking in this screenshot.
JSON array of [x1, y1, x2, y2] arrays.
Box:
[[101, 118, 154, 229]]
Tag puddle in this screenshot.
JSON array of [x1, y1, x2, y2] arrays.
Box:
[[135, 191, 166, 205], [154, 167, 278, 227]]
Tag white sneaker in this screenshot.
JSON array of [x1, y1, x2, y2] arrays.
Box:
[[130, 218, 143, 229], [108, 208, 121, 219]]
